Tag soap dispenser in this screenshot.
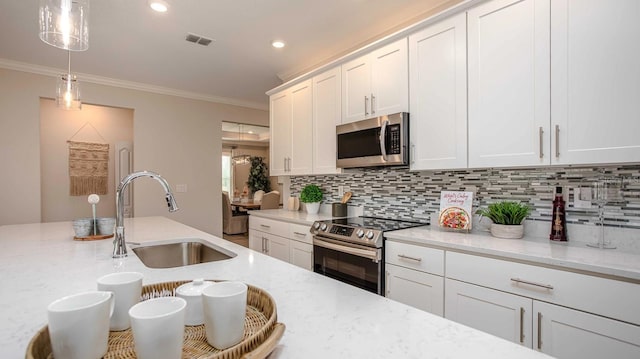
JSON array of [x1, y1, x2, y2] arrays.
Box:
[[550, 186, 567, 241]]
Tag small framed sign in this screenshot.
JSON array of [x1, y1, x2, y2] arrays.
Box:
[[438, 191, 474, 231]]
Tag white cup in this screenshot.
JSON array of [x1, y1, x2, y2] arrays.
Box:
[[97, 271, 144, 330], [202, 281, 247, 349], [47, 291, 114, 359], [129, 297, 187, 359], [175, 279, 215, 326]]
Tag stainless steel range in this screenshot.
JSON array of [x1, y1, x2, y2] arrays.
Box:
[[310, 216, 427, 295]]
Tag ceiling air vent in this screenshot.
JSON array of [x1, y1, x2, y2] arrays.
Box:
[[185, 33, 214, 46]]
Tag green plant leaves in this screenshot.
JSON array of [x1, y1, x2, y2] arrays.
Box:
[[300, 184, 323, 203], [476, 201, 530, 225], [246, 156, 271, 194]]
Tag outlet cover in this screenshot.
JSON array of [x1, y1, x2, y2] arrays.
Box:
[[176, 184, 188, 193]]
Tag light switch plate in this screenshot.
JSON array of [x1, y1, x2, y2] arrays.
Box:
[[574, 187, 592, 208], [176, 184, 188, 193]]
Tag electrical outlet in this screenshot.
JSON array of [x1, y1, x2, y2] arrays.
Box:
[[175, 184, 188, 193], [338, 185, 344, 197], [574, 187, 593, 209]]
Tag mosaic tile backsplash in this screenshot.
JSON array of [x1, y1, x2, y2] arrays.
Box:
[[290, 165, 640, 229]]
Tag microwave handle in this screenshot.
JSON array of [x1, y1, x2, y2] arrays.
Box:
[[380, 120, 389, 161]]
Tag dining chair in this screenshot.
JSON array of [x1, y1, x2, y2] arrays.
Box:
[[222, 192, 248, 234], [260, 191, 280, 210]]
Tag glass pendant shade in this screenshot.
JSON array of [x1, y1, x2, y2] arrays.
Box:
[[39, 0, 89, 51], [56, 74, 82, 110]]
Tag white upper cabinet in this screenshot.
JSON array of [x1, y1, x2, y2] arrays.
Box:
[[342, 38, 408, 123], [550, 0, 640, 165], [312, 67, 342, 175], [409, 13, 467, 170], [269, 90, 291, 176], [467, 0, 551, 168], [289, 80, 313, 175], [269, 80, 313, 176]]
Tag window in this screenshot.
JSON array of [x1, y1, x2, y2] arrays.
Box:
[[222, 151, 232, 194]]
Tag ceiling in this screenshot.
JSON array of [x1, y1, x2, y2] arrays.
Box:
[[0, 0, 458, 110]]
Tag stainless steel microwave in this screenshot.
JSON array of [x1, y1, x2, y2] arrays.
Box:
[[336, 112, 409, 168]]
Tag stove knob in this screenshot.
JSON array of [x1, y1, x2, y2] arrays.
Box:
[[313, 222, 320, 230], [356, 229, 365, 238], [320, 223, 328, 231], [366, 231, 375, 240]]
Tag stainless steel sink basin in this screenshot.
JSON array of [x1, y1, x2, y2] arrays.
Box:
[[131, 239, 236, 268]]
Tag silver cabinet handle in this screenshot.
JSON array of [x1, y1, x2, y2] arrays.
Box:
[[537, 312, 543, 350], [539, 127, 544, 159], [371, 93, 376, 114], [260, 224, 271, 229], [364, 96, 369, 116], [283, 158, 287, 172], [520, 307, 525, 343], [293, 231, 307, 236], [264, 237, 269, 254], [555, 125, 560, 158], [510, 278, 554, 290], [380, 119, 389, 161], [385, 270, 390, 295], [411, 143, 416, 164], [397, 254, 422, 262], [261, 236, 266, 252]]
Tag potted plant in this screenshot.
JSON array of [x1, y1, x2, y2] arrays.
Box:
[[247, 156, 271, 195], [476, 201, 531, 239], [300, 184, 323, 214]]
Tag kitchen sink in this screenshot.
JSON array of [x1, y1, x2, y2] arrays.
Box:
[[131, 239, 236, 268]]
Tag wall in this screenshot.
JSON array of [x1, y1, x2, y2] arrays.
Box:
[[290, 165, 640, 230], [39, 99, 133, 222], [0, 68, 269, 237]]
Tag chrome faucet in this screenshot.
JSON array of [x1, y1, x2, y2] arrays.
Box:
[[113, 171, 179, 258]]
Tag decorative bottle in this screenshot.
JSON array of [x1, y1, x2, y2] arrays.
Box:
[[550, 186, 567, 241]]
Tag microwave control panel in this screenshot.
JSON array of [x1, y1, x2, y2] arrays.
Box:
[[387, 124, 401, 154]]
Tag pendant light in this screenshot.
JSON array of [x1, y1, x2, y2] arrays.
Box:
[[39, 0, 90, 51], [56, 50, 82, 110]]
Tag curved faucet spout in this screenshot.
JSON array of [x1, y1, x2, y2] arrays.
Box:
[[113, 171, 179, 258]]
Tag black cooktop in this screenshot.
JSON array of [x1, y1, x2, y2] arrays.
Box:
[[328, 216, 428, 232]]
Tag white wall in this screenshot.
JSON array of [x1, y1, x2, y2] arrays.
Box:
[[0, 68, 269, 237], [40, 99, 134, 222]]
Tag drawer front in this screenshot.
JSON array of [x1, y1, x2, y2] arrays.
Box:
[[249, 216, 288, 237], [446, 251, 640, 326], [289, 223, 312, 245], [385, 241, 445, 276]]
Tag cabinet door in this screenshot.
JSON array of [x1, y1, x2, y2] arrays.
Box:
[[386, 263, 444, 316], [289, 80, 313, 175], [467, 0, 550, 168], [312, 67, 342, 175], [551, 0, 640, 165], [445, 279, 533, 347], [248, 230, 264, 253], [269, 90, 291, 175], [409, 13, 467, 170], [289, 240, 313, 271], [265, 233, 290, 262], [370, 38, 408, 117], [342, 54, 371, 123], [534, 301, 640, 359]]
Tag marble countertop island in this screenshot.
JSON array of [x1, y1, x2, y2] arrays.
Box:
[[0, 217, 552, 359]]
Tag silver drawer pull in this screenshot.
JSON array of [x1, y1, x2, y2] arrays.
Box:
[[510, 277, 554, 290], [293, 232, 307, 236], [398, 254, 422, 262], [260, 224, 271, 229]]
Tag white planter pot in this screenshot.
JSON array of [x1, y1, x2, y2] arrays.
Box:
[[490, 223, 524, 239], [305, 202, 321, 214]]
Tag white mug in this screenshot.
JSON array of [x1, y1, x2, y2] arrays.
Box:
[[47, 291, 114, 359], [175, 279, 215, 326], [97, 271, 144, 330], [129, 297, 186, 359], [202, 281, 247, 349]]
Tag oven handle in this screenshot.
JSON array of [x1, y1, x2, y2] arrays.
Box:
[[313, 237, 379, 262]]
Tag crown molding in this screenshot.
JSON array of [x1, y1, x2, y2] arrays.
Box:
[[0, 58, 268, 111]]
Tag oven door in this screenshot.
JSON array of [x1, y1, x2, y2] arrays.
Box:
[[313, 236, 384, 295]]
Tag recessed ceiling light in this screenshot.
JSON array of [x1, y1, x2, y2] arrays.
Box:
[[149, 0, 169, 13], [272, 40, 285, 49]]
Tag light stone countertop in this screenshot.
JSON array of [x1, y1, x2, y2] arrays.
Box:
[[0, 216, 553, 359], [385, 226, 640, 282], [247, 208, 337, 225]]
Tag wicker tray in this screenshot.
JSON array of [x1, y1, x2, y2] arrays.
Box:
[[26, 280, 285, 359]]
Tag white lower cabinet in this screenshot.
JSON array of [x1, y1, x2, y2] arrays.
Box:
[[386, 264, 444, 316], [445, 251, 640, 359], [249, 217, 313, 270], [445, 278, 532, 347], [534, 301, 640, 359]]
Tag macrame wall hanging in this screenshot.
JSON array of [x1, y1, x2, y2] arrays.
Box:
[[67, 122, 109, 196]]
